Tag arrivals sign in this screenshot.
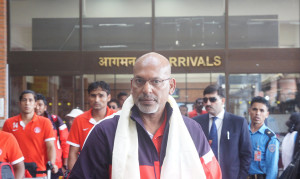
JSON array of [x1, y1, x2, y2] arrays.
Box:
[[169, 56, 221, 67], [98, 57, 136, 67], [98, 55, 222, 67]]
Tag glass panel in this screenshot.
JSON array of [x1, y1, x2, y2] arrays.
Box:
[[229, 0, 300, 48], [95, 74, 115, 83], [115, 74, 132, 99], [10, 0, 80, 51], [172, 74, 187, 102], [83, 74, 95, 85], [55, 76, 75, 118], [74, 75, 83, 110], [10, 76, 28, 116], [186, 73, 225, 102], [95, 74, 116, 97], [83, 0, 152, 51], [155, 0, 225, 50], [228, 73, 300, 135], [9, 75, 77, 120]]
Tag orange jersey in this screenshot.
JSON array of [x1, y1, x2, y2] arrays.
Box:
[[2, 114, 55, 172], [0, 130, 24, 165], [54, 122, 69, 168], [67, 107, 116, 150], [45, 113, 69, 168]]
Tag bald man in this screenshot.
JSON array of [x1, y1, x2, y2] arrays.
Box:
[[69, 52, 221, 179]]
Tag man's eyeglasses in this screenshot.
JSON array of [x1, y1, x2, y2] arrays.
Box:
[[203, 97, 218, 103], [131, 77, 171, 88]]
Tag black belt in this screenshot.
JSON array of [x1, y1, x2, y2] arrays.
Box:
[[248, 174, 266, 179]]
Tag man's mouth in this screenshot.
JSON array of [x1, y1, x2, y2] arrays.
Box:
[[140, 98, 155, 104], [94, 103, 101, 107], [206, 106, 212, 110], [139, 96, 157, 105]]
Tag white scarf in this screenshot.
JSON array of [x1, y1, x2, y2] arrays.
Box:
[[112, 95, 206, 179]]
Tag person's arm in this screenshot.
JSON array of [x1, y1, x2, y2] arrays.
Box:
[[57, 116, 70, 158], [2, 120, 11, 132], [189, 119, 222, 179], [265, 138, 279, 179], [13, 161, 25, 179], [57, 116, 70, 172], [69, 124, 111, 178], [68, 145, 80, 171], [200, 150, 222, 179], [45, 140, 58, 173], [62, 157, 68, 173], [238, 118, 252, 178], [67, 116, 81, 171], [5, 131, 25, 179]]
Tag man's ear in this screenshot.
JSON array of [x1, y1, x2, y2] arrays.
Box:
[[266, 111, 269, 118], [221, 97, 226, 105], [169, 78, 176, 95], [130, 80, 133, 94], [107, 94, 111, 102]]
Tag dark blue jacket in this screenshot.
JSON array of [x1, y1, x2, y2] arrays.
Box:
[[193, 112, 252, 179]]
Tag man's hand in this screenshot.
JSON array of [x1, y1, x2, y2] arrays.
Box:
[[52, 164, 59, 173], [62, 158, 68, 174], [68, 146, 80, 170], [62, 165, 67, 174]]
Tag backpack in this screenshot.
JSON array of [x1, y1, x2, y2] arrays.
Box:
[[279, 132, 300, 179], [0, 162, 15, 179], [24, 162, 38, 177], [279, 150, 300, 179]]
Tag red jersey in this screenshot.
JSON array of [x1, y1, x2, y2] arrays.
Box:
[[0, 130, 24, 165], [45, 112, 69, 168], [140, 113, 167, 179], [67, 107, 116, 150], [188, 109, 207, 118], [2, 114, 55, 172]]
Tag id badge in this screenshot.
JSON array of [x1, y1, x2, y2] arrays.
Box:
[[254, 150, 261, 161]]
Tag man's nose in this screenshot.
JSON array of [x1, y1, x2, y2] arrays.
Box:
[[95, 95, 101, 101], [142, 81, 153, 93], [205, 100, 211, 105]]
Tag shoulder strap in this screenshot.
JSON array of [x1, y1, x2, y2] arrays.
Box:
[[264, 128, 275, 150], [258, 129, 276, 173], [51, 115, 60, 138], [293, 132, 300, 155]]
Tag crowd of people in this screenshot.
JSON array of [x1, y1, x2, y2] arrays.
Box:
[[0, 52, 300, 179], [0, 85, 127, 179]]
